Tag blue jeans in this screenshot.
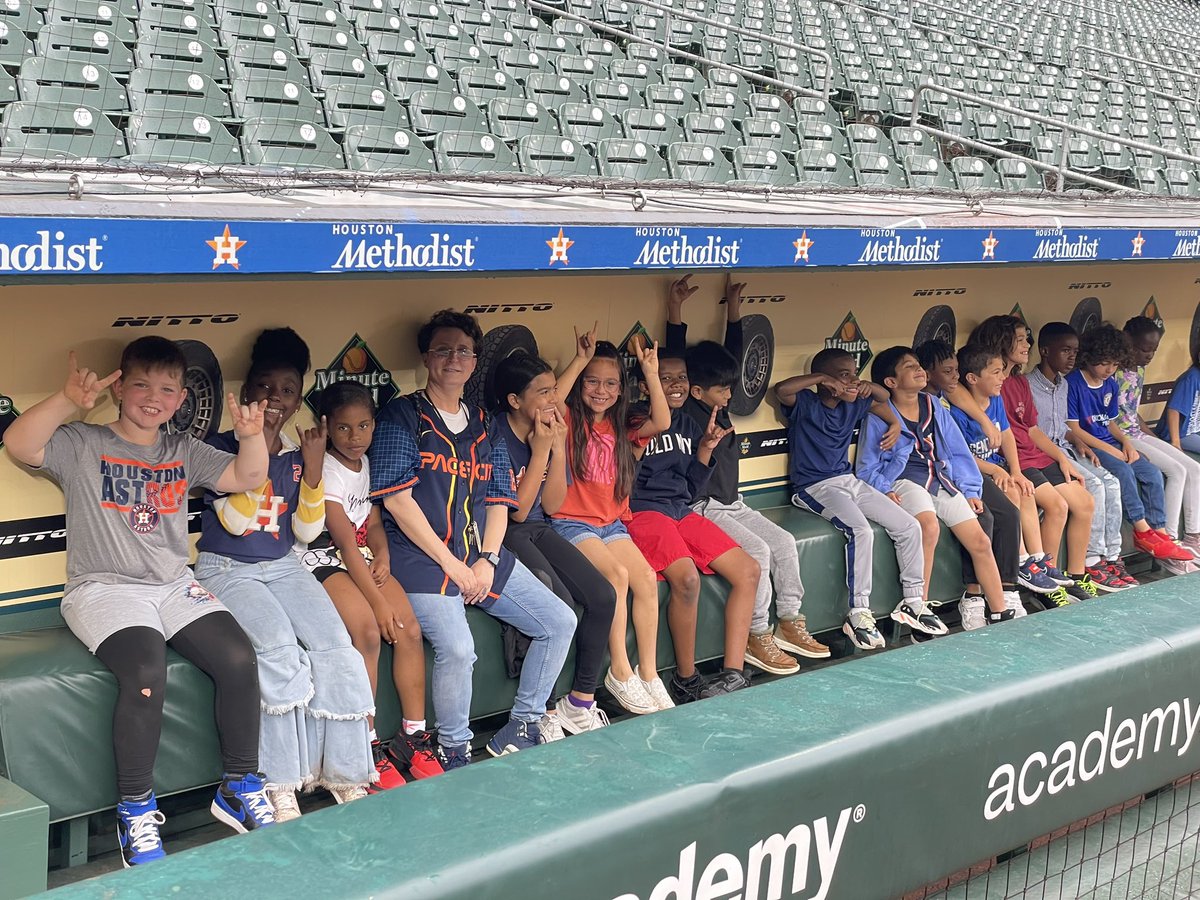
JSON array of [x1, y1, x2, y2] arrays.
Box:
[[1180, 434, 1200, 455], [405, 559, 576, 748], [1094, 450, 1166, 528], [195, 552, 374, 790]]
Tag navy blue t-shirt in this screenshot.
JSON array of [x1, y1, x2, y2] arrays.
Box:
[[492, 413, 572, 523], [786, 391, 874, 491], [630, 407, 714, 519]]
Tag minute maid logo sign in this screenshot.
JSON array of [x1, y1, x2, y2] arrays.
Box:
[[1142, 296, 1164, 330], [304, 335, 398, 415], [0, 393, 18, 447], [825, 312, 872, 375]]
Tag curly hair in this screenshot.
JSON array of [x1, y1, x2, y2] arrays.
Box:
[[1078, 323, 1130, 369], [967, 315, 1025, 374]]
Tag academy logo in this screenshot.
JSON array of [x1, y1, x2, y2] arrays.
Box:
[[546, 228, 574, 266], [981, 231, 999, 260], [0, 392, 18, 448], [793, 231, 815, 263], [207, 224, 246, 269], [0, 229, 104, 272], [825, 312, 873, 375], [305, 335, 398, 415], [1032, 233, 1099, 260]]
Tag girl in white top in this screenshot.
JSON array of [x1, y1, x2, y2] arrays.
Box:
[[300, 381, 443, 785]]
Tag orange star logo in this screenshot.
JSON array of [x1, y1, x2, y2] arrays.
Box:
[[793, 230, 814, 262], [981, 230, 999, 259], [207, 224, 247, 269], [1131, 231, 1145, 256], [546, 227, 574, 265]]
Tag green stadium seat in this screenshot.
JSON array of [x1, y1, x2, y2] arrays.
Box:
[[579, 37, 622, 67], [44, 0, 136, 43], [551, 17, 596, 40], [284, 3, 353, 33], [736, 38, 769, 70], [527, 32, 579, 57], [137, 6, 221, 46], [37, 24, 128, 73], [457, 65, 520, 107], [747, 92, 794, 122], [398, 0, 445, 25], [742, 115, 800, 156], [228, 41, 309, 88], [213, 0, 275, 19], [309, 48, 387, 90], [524, 72, 585, 108], [796, 148, 857, 186], [0, 101, 125, 159], [387, 59, 453, 100], [433, 130, 519, 174], [407, 88, 488, 136], [322, 82, 409, 130], [598, 0, 631, 27], [558, 101, 621, 147], [682, 111, 737, 149], [0, 1, 43, 38], [890, 125, 937, 161], [659, 63, 705, 95], [343, 123, 435, 171], [731, 145, 799, 186], [217, 11, 292, 49], [353, 11, 417, 44], [240, 116, 345, 167], [624, 41, 663, 67], [473, 24, 514, 58], [17, 57, 126, 114], [797, 118, 849, 156], [698, 88, 749, 122], [845, 122, 886, 155], [597, 136, 666, 179], [124, 110, 243, 164], [1131, 165, 1169, 194], [0, 65, 16, 106], [127, 72, 232, 120], [620, 106, 684, 150], [903, 152, 957, 189], [586, 78, 638, 116], [496, 47, 547, 84], [628, 13, 664, 44], [294, 22, 368, 56], [134, 34, 225, 80], [667, 141, 735, 183], [706, 67, 751, 100], [951, 155, 1002, 190], [609, 59, 654, 96], [431, 42, 491, 76], [232, 76, 322, 122], [553, 53, 602, 80], [699, 34, 734, 65], [852, 150, 908, 187], [517, 133, 596, 176], [503, 12, 543, 39], [485, 96, 556, 142], [645, 83, 700, 118]]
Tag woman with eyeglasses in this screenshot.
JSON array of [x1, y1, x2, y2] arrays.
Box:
[[369, 309, 577, 767]]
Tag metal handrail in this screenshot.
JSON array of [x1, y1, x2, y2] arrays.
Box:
[[910, 81, 1200, 194], [846, 0, 1022, 38], [525, 0, 833, 99]]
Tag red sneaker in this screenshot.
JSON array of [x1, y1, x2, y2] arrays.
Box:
[[1154, 530, 1196, 561], [368, 742, 407, 793], [385, 730, 445, 780], [1107, 559, 1139, 587]]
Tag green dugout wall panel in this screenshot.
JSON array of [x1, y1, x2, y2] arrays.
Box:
[[47, 577, 1200, 899]]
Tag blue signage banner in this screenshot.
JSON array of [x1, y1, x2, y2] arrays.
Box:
[[0, 217, 1192, 276]]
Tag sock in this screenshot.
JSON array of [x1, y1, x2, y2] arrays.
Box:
[[567, 694, 594, 709], [1069, 573, 1086, 581], [402, 719, 426, 736], [1020, 554, 1033, 564], [368, 729, 378, 744], [121, 789, 153, 804], [1085, 555, 1101, 567]]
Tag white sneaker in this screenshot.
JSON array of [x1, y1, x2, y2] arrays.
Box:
[[555, 695, 610, 734], [538, 712, 565, 744], [843, 607, 885, 649], [636, 666, 676, 711], [329, 784, 369, 805], [890, 597, 949, 636], [959, 595, 986, 631], [1004, 590, 1028, 618], [603, 668, 658, 715], [268, 788, 301, 823]]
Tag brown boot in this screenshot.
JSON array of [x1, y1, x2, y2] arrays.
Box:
[[745, 630, 800, 675], [775, 615, 831, 659]]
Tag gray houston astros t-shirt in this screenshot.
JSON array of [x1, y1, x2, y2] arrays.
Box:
[[39, 422, 233, 593]]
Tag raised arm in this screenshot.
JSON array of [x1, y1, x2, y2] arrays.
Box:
[[635, 337, 671, 438], [554, 320, 598, 415], [774, 372, 839, 407]]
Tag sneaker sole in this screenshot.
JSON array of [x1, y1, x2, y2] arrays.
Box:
[[1088, 581, 1123, 593], [1017, 577, 1058, 594], [602, 677, 658, 715], [842, 623, 884, 650], [743, 651, 800, 675], [209, 799, 250, 835], [485, 742, 519, 758], [889, 609, 949, 636], [774, 637, 832, 658]]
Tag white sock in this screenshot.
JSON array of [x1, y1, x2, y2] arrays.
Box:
[[1085, 555, 1101, 567], [402, 719, 426, 736], [368, 729, 378, 743]]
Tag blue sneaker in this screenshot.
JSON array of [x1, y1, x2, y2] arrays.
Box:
[[1018, 557, 1059, 594], [211, 772, 275, 834], [486, 719, 540, 757], [116, 794, 167, 867], [437, 742, 472, 771], [1038, 557, 1074, 586]]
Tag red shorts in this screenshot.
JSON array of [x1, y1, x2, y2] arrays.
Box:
[[626, 510, 739, 578]]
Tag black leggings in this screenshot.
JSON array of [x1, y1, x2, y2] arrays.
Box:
[[95, 612, 260, 800], [961, 478, 1022, 586], [503, 520, 617, 696]]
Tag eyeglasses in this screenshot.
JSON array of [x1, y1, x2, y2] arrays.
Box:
[[582, 376, 621, 391], [428, 348, 477, 360]]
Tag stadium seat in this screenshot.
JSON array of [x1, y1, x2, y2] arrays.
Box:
[[309, 48, 387, 91], [659, 63, 705, 95], [796, 148, 857, 186], [387, 59, 454, 100], [609, 59, 654, 96], [44, 0, 137, 44], [517, 134, 597, 176], [697, 88, 750, 122], [231, 77, 322, 122], [433, 130, 519, 174], [1165, 163, 1200, 197], [586, 78, 638, 116], [797, 119, 849, 157], [457, 65, 521, 107], [597, 136, 667, 179], [552, 54, 600, 80], [747, 92, 794, 122], [38, 23, 129, 74], [125, 111, 243, 164], [217, 11, 294, 50], [137, 7, 221, 47], [951, 155, 1002, 190], [620, 107, 684, 150], [0, 101, 126, 159], [294, 22, 368, 56], [0, 1, 43, 38], [408, 88, 488, 137], [366, 31, 431, 65], [845, 122, 887, 155], [17, 57, 127, 114], [228, 41, 310, 89], [731, 145, 799, 186], [741, 115, 800, 157], [322, 82, 410, 130], [133, 34, 224, 80], [852, 151, 908, 188], [903, 153, 958, 189], [666, 141, 735, 183], [485, 96, 556, 142], [1131, 165, 1170, 194], [343, 124, 436, 171], [682, 111, 738, 150], [239, 116, 345, 168], [496, 48, 548, 84], [353, 11, 418, 45], [890, 125, 938, 161], [430, 41, 489, 76], [524, 72, 586, 108], [557, 102, 621, 147]]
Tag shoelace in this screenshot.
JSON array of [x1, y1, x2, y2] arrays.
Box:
[[409, 732, 440, 762], [1047, 588, 1071, 607], [124, 809, 166, 855], [242, 786, 276, 824], [588, 706, 611, 729], [852, 610, 878, 630], [271, 791, 299, 813]]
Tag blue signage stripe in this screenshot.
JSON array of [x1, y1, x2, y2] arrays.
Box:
[[0, 219, 1188, 275]]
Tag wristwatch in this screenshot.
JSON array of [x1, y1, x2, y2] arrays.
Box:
[[481, 551, 501, 568]]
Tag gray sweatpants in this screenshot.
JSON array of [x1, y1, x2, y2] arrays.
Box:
[[693, 497, 805, 634], [791, 474, 925, 609]]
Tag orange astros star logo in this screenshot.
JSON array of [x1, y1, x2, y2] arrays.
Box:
[[207, 225, 246, 269], [1132, 231, 1145, 256], [793, 231, 814, 262], [981, 231, 999, 259], [546, 228, 574, 265]]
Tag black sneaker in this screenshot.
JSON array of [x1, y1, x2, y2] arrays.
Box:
[[986, 608, 1016, 624], [668, 671, 706, 705], [386, 730, 446, 779], [699, 668, 752, 698]]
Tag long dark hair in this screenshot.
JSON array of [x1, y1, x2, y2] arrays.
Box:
[[968, 315, 1024, 376], [491, 351, 553, 415], [565, 341, 636, 502]]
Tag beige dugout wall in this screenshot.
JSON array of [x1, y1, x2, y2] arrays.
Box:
[[3, 261, 1199, 613]]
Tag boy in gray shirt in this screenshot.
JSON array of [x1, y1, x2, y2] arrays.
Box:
[[5, 337, 276, 866]]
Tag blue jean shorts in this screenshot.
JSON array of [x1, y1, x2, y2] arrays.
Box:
[[549, 517, 631, 546]]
